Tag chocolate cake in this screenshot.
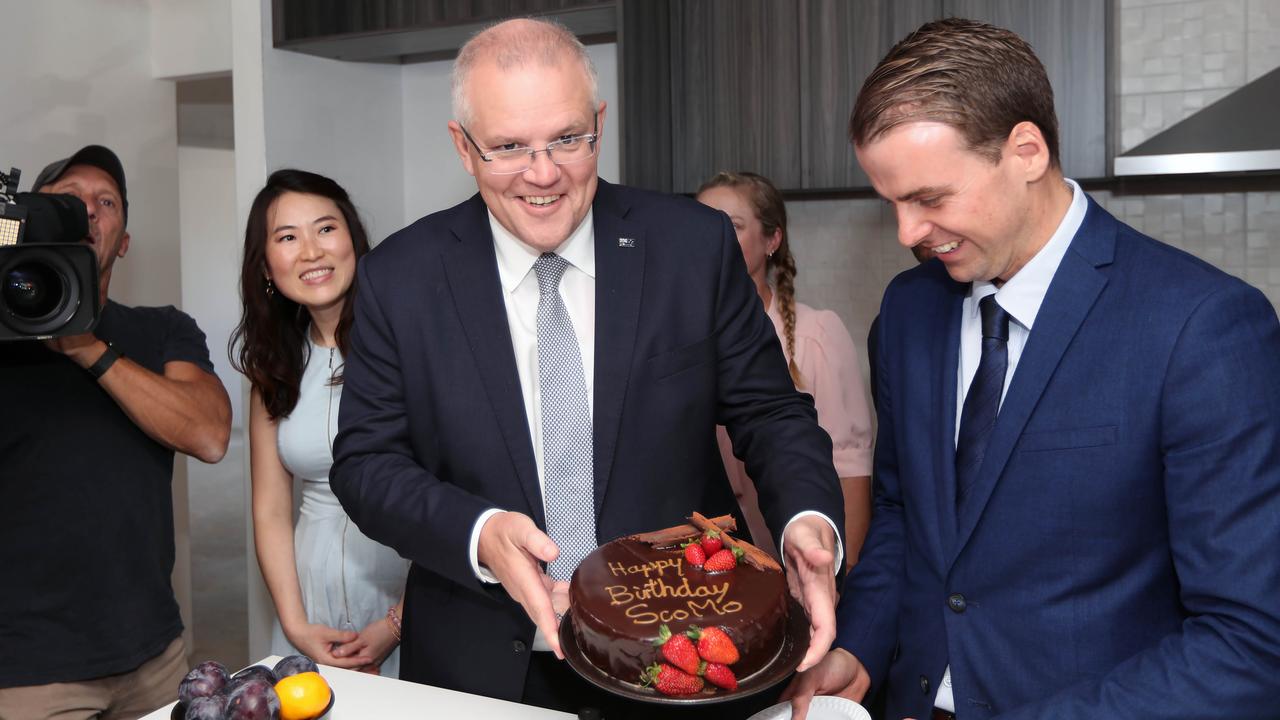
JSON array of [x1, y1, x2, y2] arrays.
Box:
[[569, 534, 790, 685]]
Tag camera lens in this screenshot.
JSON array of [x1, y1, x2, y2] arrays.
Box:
[[3, 261, 67, 320], [3, 262, 67, 320]]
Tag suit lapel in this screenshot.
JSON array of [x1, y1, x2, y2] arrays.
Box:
[[950, 199, 1116, 561], [441, 196, 544, 525], [931, 284, 965, 562], [590, 181, 645, 518]]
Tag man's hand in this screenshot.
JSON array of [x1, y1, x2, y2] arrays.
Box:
[[782, 515, 839, 671], [43, 333, 104, 367], [477, 511, 565, 657], [550, 580, 571, 617], [43, 330, 232, 462], [780, 648, 871, 720]]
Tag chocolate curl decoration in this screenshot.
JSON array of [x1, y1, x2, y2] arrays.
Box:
[[689, 511, 782, 572], [631, 514, 736, 546]]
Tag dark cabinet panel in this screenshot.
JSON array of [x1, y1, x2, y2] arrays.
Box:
[[619, 0, 673, 192], [277, 0, 612, 42], [798, 0, 943, 189], [273, 0, 616, 62], [619, 0, 1108, 191], [669, 0, 802, 193], [943, 0, 1109, 179]]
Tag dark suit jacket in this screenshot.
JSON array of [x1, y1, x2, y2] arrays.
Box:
[[332, 180, 844, 700], [837, 196, 1280, 719]]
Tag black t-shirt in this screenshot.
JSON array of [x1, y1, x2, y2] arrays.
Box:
[[0, 300, 216, 687]]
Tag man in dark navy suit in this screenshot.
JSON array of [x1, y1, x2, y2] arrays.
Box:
[[787, 17, 1280, 720], [331, 17, 846, 717]]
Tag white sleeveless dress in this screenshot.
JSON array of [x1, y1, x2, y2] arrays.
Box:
[[269, 339, 409, 677]]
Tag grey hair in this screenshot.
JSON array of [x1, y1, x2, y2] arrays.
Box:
[[451, 17, 599, 127]]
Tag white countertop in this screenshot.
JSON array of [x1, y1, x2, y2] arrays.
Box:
[[144, 656, 575, 720]]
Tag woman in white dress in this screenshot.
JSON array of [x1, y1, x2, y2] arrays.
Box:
[[231, 169, 408, 675]]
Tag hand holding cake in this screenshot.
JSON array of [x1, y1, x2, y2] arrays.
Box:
[[780, 515, 839, 672], [476, 510, 566, 658]]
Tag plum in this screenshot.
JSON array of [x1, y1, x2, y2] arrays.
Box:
[[222, 678, 280, 720], [271, 654, 318, 680], [184, 694, 226, 720], [178, 661, 229, 704], [228, 664, 277, 687]]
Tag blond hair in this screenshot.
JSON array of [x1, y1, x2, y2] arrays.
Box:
[[698, 171, 803, 388]]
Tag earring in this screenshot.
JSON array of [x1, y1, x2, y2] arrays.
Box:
[[265, 278, 275, 297], [767, 250, 774, 258]]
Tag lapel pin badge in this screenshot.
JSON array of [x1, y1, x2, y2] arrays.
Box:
[[618, 237, 636, 248]]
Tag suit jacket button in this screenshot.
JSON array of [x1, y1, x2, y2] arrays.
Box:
[[919, 675, 930, 694], [948, 593, 967, 613], [513, 640, 528, 653]]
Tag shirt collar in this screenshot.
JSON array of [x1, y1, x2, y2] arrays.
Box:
[[491, 209, 596, 294], [970, 178, 1087, 330]]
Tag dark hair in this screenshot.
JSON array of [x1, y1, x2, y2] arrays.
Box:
[[229, 169, 371, 420], [697, 171, 803, 388], [850, 17, 1060, 168]]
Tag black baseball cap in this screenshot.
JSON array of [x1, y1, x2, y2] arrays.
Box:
[[32, 144, 129, 224]]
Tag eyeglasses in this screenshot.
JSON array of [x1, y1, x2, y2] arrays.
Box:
[[459, 115, 599, 175]]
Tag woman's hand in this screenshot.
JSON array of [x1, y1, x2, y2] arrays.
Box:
[[283, 622, 374, 669], [334, 615, 400, 675]]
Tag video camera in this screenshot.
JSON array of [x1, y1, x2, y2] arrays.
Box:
[[0, 166, 99, 341]]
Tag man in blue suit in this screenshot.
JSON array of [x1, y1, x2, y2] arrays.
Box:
[[786, 18, 1280, 720], [331, 18, 845, 717]]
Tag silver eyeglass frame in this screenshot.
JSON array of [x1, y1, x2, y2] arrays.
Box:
[[459, 114, 600, 175]]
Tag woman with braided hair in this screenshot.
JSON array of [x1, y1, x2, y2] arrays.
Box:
[[697, 171, 873, 568]]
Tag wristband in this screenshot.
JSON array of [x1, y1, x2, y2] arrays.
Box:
[[87, 341, 121, 380], [386, 606, 402, 642]]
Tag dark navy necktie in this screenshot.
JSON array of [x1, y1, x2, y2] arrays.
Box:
[[956, 294, 1011, 510]]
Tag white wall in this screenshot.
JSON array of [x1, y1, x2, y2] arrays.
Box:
[[231, 0, 274, 663], [260, 51, 405, 243], [151, 0, 233, 80], [178, 146, 241, 419], [400, 42, 622, 228], [400, 58, 475, 222], [4, 0, 181, 309]]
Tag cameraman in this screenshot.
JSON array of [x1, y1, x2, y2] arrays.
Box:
[[0, 145, 231, 719]]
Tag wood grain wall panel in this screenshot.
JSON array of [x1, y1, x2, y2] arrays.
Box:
[[277, 0, 612, 42], [620, 0, 1108, 192], [799, 0, 942, 189], [943, 0, 1109, 179], [669, 0, 801, 193], [619, 0, 674, 191]]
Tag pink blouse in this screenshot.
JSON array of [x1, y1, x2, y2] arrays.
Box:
[[716, 298, 874, 558]]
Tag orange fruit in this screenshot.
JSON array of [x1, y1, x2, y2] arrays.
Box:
[[274, 671, 331, 720]]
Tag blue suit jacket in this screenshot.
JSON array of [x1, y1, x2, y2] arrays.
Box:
[[838, 197, 1280, 719], [332, 180, 844, 699]]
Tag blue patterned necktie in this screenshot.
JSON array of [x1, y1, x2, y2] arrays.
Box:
[[533, 252, 597, 581], [956, 295, 1011, 511]]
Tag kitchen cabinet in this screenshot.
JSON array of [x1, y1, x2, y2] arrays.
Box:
[[274, 0, 616, 62], [620, 0, 1108, 192]]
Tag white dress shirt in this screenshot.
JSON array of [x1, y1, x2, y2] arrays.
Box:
[[936, 179, 1087, 712]]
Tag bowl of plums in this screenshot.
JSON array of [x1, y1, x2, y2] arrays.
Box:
[[173, 654, 334, 720]]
